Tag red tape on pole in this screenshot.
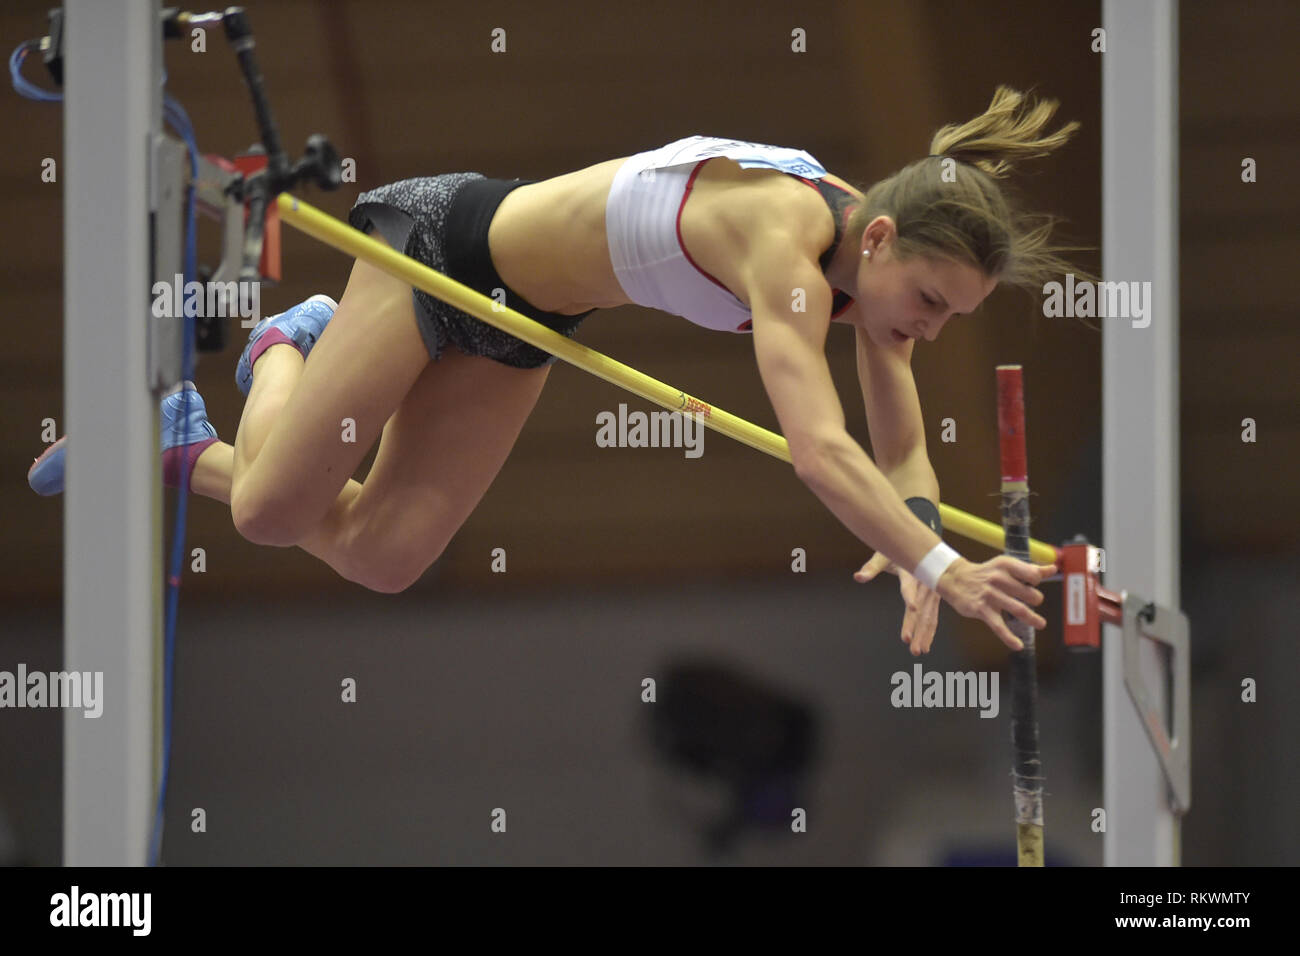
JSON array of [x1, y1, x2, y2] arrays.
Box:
[[997, 365, 1027, 483]]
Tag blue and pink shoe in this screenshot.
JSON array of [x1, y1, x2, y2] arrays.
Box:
[[26, 436, 66, 496], [27, 382, 220, 496], [235, 293, 339, 396]]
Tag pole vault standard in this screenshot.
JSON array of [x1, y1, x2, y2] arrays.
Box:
[[63, 0, 161, 866], [275, 193, 1061, 566], [1102, 0, 1183, 866]]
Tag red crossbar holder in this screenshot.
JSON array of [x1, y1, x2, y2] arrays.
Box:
[[1059, 536, 1122, 650]]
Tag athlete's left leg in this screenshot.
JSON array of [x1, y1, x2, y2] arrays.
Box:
[[333, 345, 553, 593], [185, 344, 552, 592]]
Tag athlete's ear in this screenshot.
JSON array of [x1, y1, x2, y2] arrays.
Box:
[[860, 215, 896, 255]]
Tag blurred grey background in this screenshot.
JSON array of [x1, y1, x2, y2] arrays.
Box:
[[1, 0, 1296, 864]]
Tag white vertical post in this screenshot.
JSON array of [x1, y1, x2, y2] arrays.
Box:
[[63, 0, 160, 865], [1102, 0, 1180, 866]]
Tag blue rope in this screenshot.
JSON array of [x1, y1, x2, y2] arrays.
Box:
[[9, 41, 62, 103], [151, 92, 201, 868]]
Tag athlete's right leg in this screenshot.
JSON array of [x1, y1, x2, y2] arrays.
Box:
[[229, 234, 429, 549], [26, 395, 374, 584], [189, 440, 365, 580]]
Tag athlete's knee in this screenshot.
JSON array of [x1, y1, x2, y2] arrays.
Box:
[[348, 551, 440, 594], [345, 525, 448, 594], [231, 482, 316, 548]]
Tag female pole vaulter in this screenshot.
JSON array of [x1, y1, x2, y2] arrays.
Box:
[[32, 87, 1082, 654]]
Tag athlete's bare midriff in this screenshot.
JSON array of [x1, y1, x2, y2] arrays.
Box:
[[487, 155, 864, 317]]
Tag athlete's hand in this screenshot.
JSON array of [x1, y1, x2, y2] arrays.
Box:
[[853, 552, 943, 656], [934, 556, 1056, 650]]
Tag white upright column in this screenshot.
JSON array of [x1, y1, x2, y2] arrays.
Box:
[[63, 0, 161, 866], [1101, 0, 1181, 866]]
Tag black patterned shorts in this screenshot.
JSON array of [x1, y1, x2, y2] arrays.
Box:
[[348, 173, 593, 370]]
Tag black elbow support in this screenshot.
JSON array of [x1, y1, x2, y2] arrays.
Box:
[[905, 497, 942, 536]]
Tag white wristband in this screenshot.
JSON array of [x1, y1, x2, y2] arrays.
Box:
[[913, 542, 961, 591]]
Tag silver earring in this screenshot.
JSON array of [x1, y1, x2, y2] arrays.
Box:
[[862, 250, 871, 258]]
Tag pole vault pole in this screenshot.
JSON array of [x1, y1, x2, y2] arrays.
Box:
[[997, 365, 1044, 866]]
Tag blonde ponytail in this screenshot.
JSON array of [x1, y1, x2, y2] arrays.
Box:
[[846, 86, 1096, 294], [929, 85, 1081, 180]]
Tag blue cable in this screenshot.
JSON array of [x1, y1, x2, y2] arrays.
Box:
[[14, 35, 202, 867], [150, 93, 201, 868], [9, 41, 62, 102]]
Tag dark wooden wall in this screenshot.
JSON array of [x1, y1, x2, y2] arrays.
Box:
[[1179, 0, 1299, 553]]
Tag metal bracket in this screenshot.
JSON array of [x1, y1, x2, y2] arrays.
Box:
[[1117, 591, 1191, 814], [194, 152, 249, 332], [1058, 537, 1191, 815]]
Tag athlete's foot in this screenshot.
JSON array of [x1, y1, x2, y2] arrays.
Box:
[[27, 382, 220, 496], [235, 293, 339, 396], [160, 381, 220, 489], [26, 436, 66, 496]]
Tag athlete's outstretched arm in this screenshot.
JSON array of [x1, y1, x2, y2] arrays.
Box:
[[851, 317, 945, 654], [853, 321, 934, 488], [749, 263, 941, 576], [748, 257, 1050, 649]]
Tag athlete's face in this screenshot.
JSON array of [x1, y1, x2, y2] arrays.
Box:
[[853, 218, 997, 349]]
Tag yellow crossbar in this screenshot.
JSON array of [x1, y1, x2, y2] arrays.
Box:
[[277, 193, 1060, 566]]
